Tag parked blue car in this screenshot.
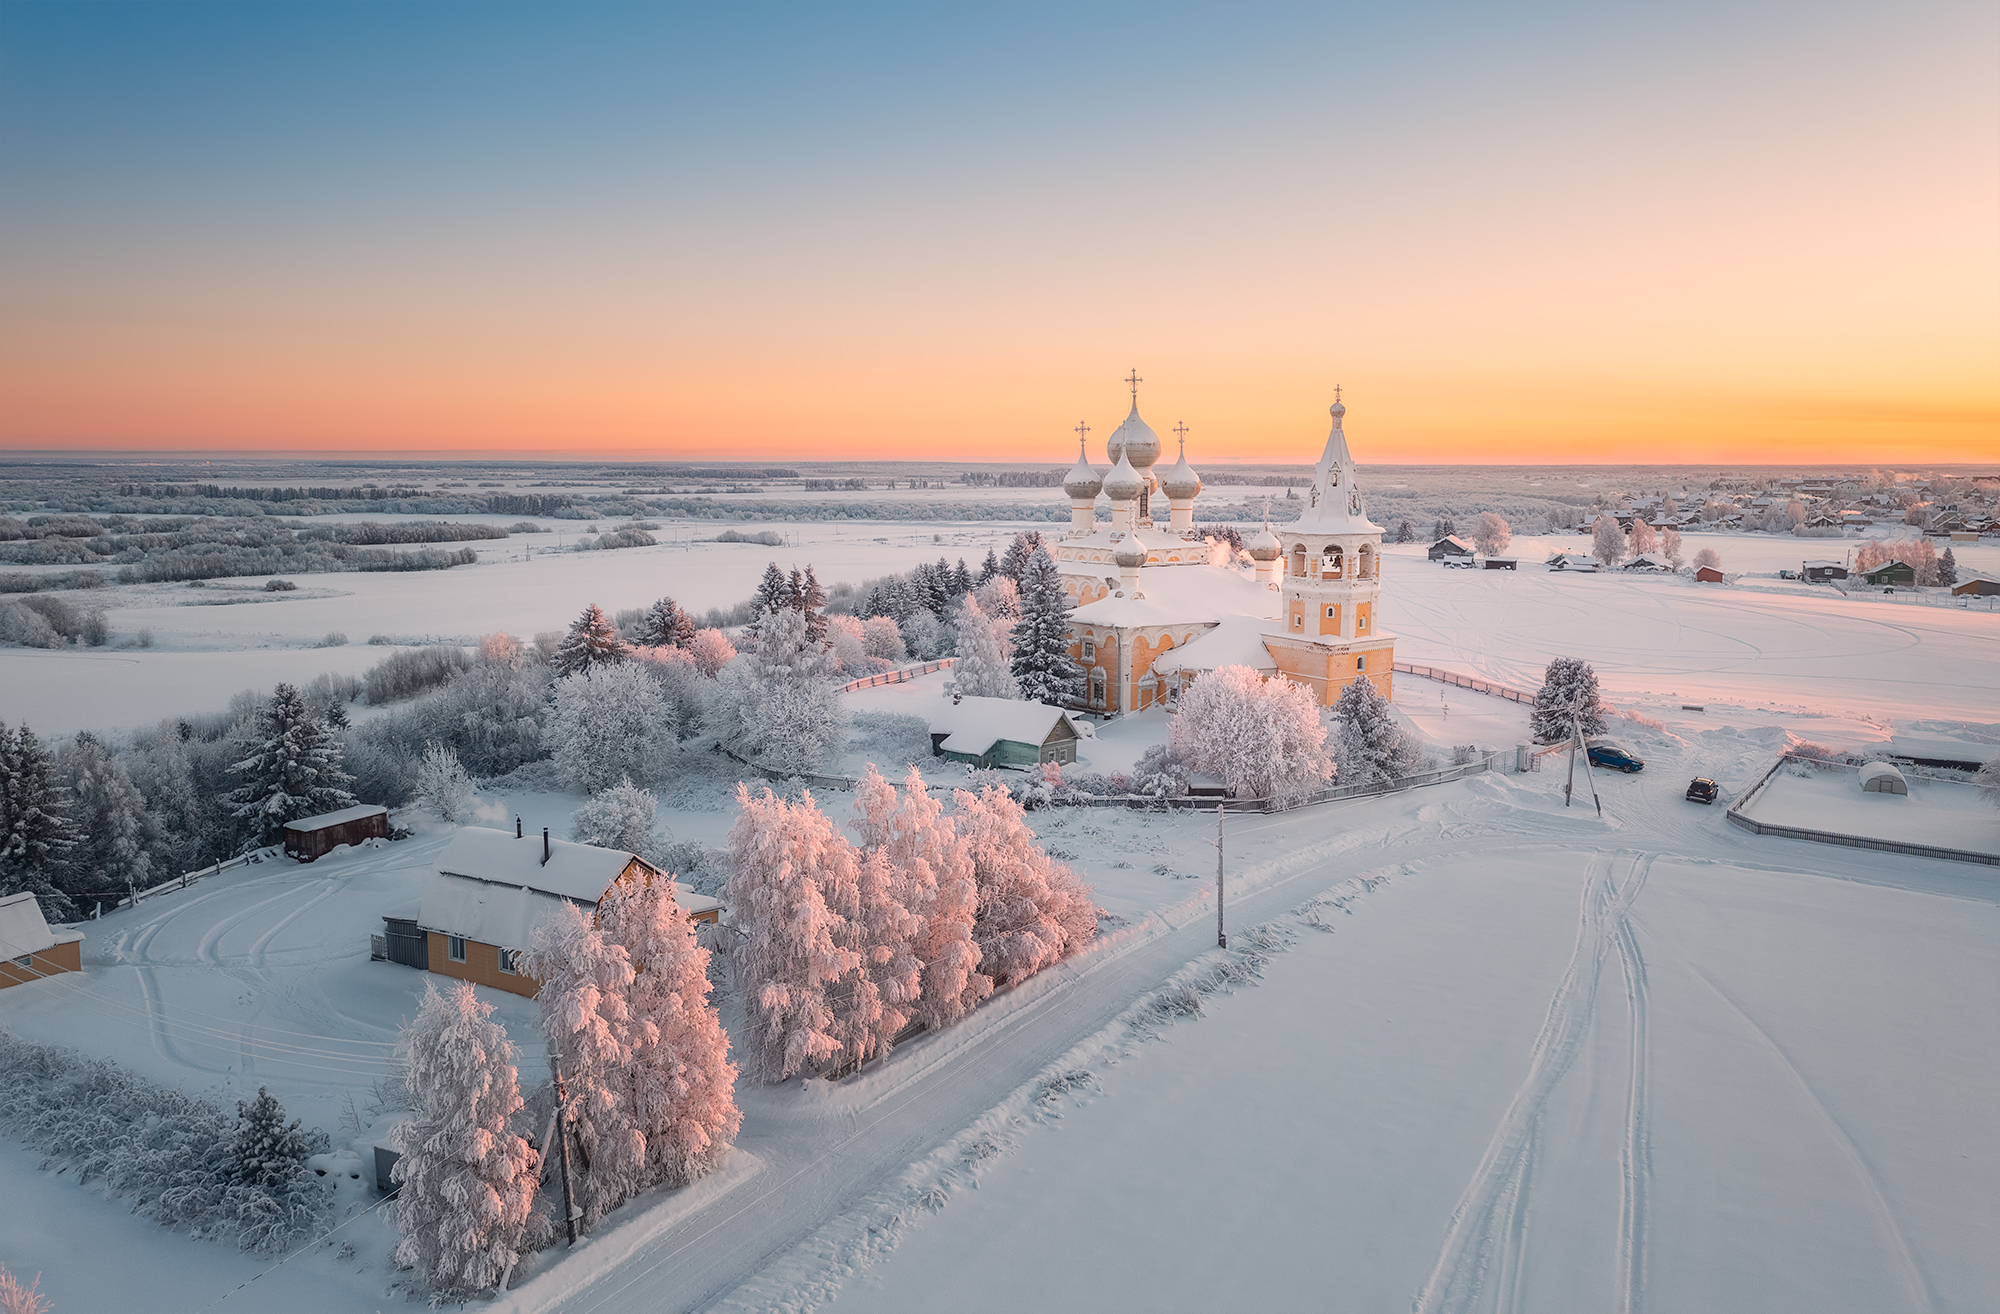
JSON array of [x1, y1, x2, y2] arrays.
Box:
[[1586, 739, 1646, 773]]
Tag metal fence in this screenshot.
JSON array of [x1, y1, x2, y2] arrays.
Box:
[[1725, 753, 2000, 868], [1393, 661, 1534, 705], [836, 657, 954, 694]]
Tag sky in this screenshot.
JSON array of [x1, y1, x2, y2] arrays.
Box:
[[1, 2, 1995, 465]]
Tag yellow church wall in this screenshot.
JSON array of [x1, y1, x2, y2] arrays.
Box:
[[1357, 601, 1373, 636], [1318, 602, 1341, 637], [1268, 639, 1396, 706]]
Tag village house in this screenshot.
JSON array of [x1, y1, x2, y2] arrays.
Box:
[[0, 891, 83, 989], [1951, 574, 2000, 598], [1694, 565, 1726, 583], [1427, 535, 1474, 561], [384, 825, 722, 999], [929, 694, 1081, 768], [1859, 560, 1916, 587], [284, 803, 391, 862], [1801, 560, 1849, 583]]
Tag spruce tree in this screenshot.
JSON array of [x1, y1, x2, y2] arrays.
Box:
[[1530, 656, 1606, 744], [950, 558, 974, 599], [998, 530, 1044, 580], [552, 603, 631, 677], [232, 1087, 312, 1189], [1432, 517, 1446, 541], [642, 595, 692, 647], [60, 731, 155, 904], [1394, 520, 1414, 543], [799, 565, 828, 644], [1938, 547, 1958, 586], [1008, 547, 1083, 706], [1332, 676, 1414, 787], [227, 685, 357, 850], [977, 548, 1001, 585], [0, 723, 82, 922], [753, 562, 790, 615]]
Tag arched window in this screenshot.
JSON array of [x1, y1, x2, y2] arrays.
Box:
[[1323, 546, 1344, 579]]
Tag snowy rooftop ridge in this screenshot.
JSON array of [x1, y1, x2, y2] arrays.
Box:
[[434, 824, 645, 903], [1069, 560, 1279, 628], [930, 695, 1077, 756], [0, 890, 81, 957], [282, 803, 389, 833]]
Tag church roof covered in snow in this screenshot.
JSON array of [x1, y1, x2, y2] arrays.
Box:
[[1068, 561, 1280, 629], [1288, 398, 1382, 536]]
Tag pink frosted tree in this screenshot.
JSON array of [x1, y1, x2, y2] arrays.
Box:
[[685, 628, 738, 678], [727, 785, 862, 1082], [952, 785, 1097, 987], [1592, 513, 1628, 567], [1692, 545, 1723, 572], [521, 904, 641, 1225], [596, 876, 742, 1188], [879, 766, 989, 1029], [1627, 517, 1659, 556], [1472, 512, 1512, 556], [1661, 527, 1684, 569], [391, 981, 541, 1298]]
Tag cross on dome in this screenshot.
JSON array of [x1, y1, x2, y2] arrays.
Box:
[[1125, 368, 1143, 398]]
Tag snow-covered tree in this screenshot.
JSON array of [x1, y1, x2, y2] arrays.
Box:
[[570, 778, 661, 859], [685, 628, 737, 677], [1661, 527, 1684, 569], [753, 562, 793, 616], [480, 631, 525, 668], [1472, 512, 1511, 556], [521, 903, 641, 1226], [1331, 676, 1414, 787], [630, 645, 708, 743], [414, 741, 475, 821], [1627, 517, 1659, 556], [232, 1086, 313, 1190], [1170, 666, 1332, 802], [1393, 519, 1415, 543], [641, 596, 693, 648], [552, 604, 631, 678], [1591, 514, 1628, 568], [726, 786, 862, 1083], [1978, 754, 1999, 810], [1544, 508, 1572, 534], [899, 608, 951, 661], [391, 980, 540, 1299], [1530, 655, 1606, 744], [549, 663, 669, 793], [976, 547, 1000, 584], [860, 615, 906, 663], [853, 765, 988, 1031], [1693, 545, 1722, 572], [1010, 547, 1083, 705], [951, 594, 1020, 699], [953, 786, 1096, 986], [824, 613, 873, 675], [998, 531, 1044, 581], [798, 565, 829, 644], [595, 875, 741, 1188], [0, 1263, 48, 1314], [1938, 547, 1959, 586], [58, 731, 154, 904], [227, 685, 356, 851], [709, 607, 847, 773], [973, 574, 1019, 621]]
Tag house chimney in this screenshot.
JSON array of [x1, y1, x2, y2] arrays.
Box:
[[516, 816, 523, 839], [542, 828, 551, 866]]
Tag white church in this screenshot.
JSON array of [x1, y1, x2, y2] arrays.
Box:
[[1053, 381, 1396, 715]]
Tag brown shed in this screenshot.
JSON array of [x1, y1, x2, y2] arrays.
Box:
[[285, 804, 391, 862], [1694, 566, 1725, 583], [0, 891, 84, 988]]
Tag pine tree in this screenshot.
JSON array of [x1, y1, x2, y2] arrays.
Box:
[[1530, 655, 1606, 744], [799, 565, 829, 644], [998, 530, 1044, 580], [726, 785, 862, 1083], [1009, 547, 1083, 705], [0, 725, 83, 922], [1432, 517, 1446, 541], [391, 981, 540, 1298], [1939, 547, 1958, 586], [754, 562, 790, 616], [232, 1087, 312, 1189], [977, 547, 1001, 584], [596, 875, 741, 1188], [1331, 676, 1413, 787], [953, 786, 1096, 987], [951, 595, 1020, 699], [1394, 520, 1414, 543], [226, 685, 356, 851], [950, 558, 974, 599], [642, 596, 693, 647], [58, 730, 154, 907], [522, 903, 641, 1226], [552, 603, 630, 677]]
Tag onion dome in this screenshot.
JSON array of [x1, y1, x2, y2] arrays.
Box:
[[1062, 438, 1104, 499], [1104, 400, 1162, 470], [1159, 436, 1202, 499], [1102, 449, 1143, 502], [1247, 523, 1282, 561], [1112, 536, 1149, 569]]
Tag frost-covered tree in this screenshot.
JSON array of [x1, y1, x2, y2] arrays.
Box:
[[0, 1264, 48, 1314], [853, 765, 987, 1032], [709, 608, 847, 773], [798, 564, 829, 644], [1170, 666, 1332, 802], [595, 875, 741, 1188], [1530, 655, 1606, 744], [1010, 547, 1083, 705], [232, 1086, 313, 1190], [1544, 508, 1572, 534], [480, 631, 525, 668], [998, 530, 1044, 581], [549, 664, 669, 793], [631, 645, 708, 743], [861, 615, 906, 662], [685, 628, 737, 678], [58, 731, 154, 904], [1693, 545, 1722, 572], [1661, 527, 1684, 569], [1591, 514, 1628, 568], [392, 981, 540, 1298], [1472, 512, 1512, 556], [953, 786, 1096, 986], [641, 596, 693, 648], [824, 614, 873, 675], [899, 608, 951, 661], [522, 903, 640, 1225], [951, 595, 1020, 699], [1978, 754, 1999, 810], [1393, 519, 1415, 543], [726, 786, 861, 1083], [414, 741, 475, 821], [1628, 518, 1659, 556], [227, 685, 356, 851], [977, 547, 1000, 584], [753, 562, 792, 616], [1331, 676, 1414, 787], [973, 574, 1019, 621], [552, 604, 630, 678], [1938, 547, 1959, 586], [570, 778, 661, 859]]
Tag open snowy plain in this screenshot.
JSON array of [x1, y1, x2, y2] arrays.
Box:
[[1, 515, 1997, 1314]]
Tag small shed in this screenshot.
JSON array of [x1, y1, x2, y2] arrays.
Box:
[[1858, 761, 1908, 795], [285, 804, 391, 862], [1800, 560, 1849, 583], [929, 695, 1080, 768], [1859, 560, 1916, 586], [0, 891, 84, 988], [1427, 536, 1474, 561], [1951, 575, 2000, 597], [1694, 565, 1726, 583], [1481, 557, 1518, 570]]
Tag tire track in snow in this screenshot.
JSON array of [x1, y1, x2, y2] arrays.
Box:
[[1610, 855, 1654, 1314], [196, 885, 316, 968], [244, 879, 341, 970]]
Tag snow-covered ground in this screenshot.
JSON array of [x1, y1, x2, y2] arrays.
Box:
[[1741, 766, 2000, 857]]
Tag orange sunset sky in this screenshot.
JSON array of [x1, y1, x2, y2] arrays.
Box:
[[1, 3, 1995, 465]]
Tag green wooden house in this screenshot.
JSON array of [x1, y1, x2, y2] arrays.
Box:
[[1859, 560, 1916, 586], [929, 695, 1081, 768]]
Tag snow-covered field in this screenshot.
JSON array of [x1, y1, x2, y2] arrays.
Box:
[[1742, 767, 2000, 858], [2, 515, 1997, 1314]]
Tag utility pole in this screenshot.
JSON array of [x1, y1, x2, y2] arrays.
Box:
[[1215, 804, 1227, 949], [551, 1057, 580, 1246]]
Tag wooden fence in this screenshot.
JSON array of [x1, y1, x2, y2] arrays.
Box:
[[1394, 661, 1534, 705], [836, 657, 954, 694]]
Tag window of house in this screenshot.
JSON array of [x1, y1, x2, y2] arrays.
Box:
[[448, 935, 467, 963], [1292, 613, 1303, 629], [498, 948, 519, 975]]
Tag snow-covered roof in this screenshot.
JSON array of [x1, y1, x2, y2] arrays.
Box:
[[1149, 616, 1282, 675], [1858, 761, 1908, 792], [283, 803, 388, 833], [1801, 560, 1846, 570], [1624, 553, 1672, 569], [930, 695, 1076, 755], [1290, 399, 1383, 535], [1431, 536, 1473, 552], [417, 868, 720, 950], [0, 891, 81, 958], [1069, 561, 1278, 629], [434, 825, 643, 904], [1885, 735, 1995, 766]]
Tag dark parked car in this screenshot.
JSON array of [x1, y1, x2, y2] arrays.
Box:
[[1686, 777, 1719, 804], [1585, 739, 1646, 773]]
